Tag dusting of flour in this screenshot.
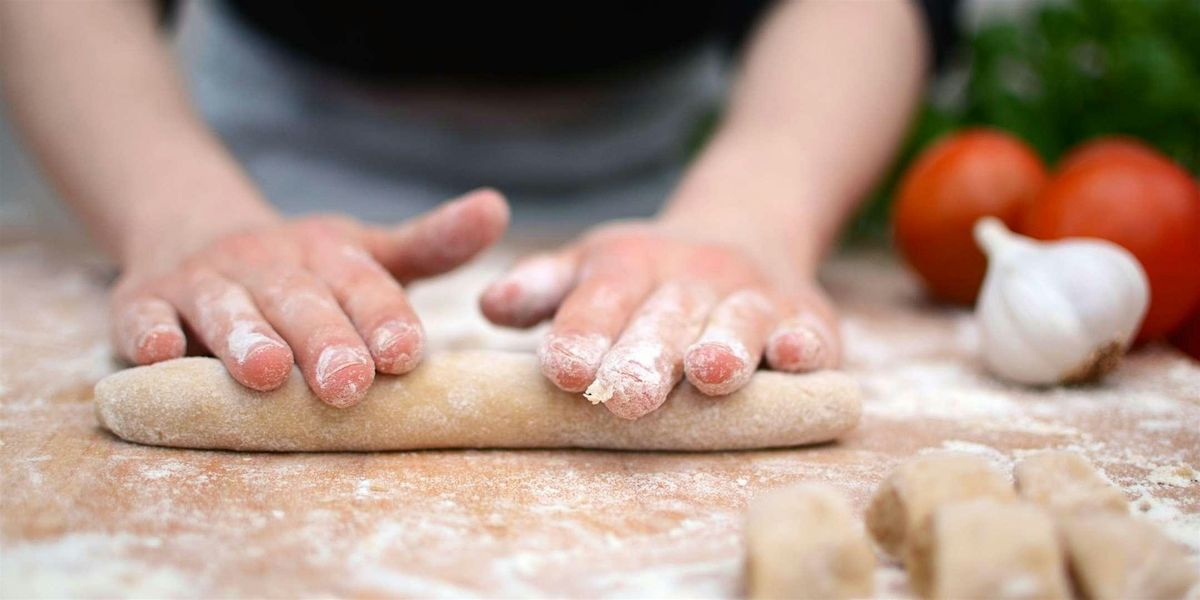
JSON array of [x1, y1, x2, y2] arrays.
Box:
[[3, 242, 1198, 598]]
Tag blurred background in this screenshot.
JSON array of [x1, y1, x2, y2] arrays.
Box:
[[2, 0, 1198, 235], [849, 0, 1200, 239]]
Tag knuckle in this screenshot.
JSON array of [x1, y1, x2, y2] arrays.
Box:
[[212, 231, 265, 256], [337, 266, 393, 297], [252, 266, 318, 300], [302, 325, 357, 351], [110, 277, 147, 305], [684, 248, 747, 281], [724, 288, 779, 317], [210, 231, 295, 270], [262, 267, 317, 292], [257, 269, 339, 315], [293, 215, 355, 238], [181, 264, 225, 293]]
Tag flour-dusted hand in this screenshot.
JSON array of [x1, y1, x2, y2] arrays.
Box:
[[480, 222, 841, 419], [111, 189, 509, 407], [481, 0, 930, 419], [0, 4, 515, 406]]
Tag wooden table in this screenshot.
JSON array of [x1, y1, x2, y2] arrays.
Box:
[[2, 231, 1197, 598]]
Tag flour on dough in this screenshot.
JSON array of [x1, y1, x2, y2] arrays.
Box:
[[94, 352, 861, 452], [866, 452, 1015, 559], [745, 483, 874, 599]]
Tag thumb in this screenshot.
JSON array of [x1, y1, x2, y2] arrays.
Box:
[[363, 188, 510, 284]]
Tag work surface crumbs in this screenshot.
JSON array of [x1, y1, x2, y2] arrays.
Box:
[[1, 235, 1197, 598]]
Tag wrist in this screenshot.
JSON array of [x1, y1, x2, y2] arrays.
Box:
[[35, 104, 285, 272], [119, 180, 280, 274], [660, 125, 842, 278]]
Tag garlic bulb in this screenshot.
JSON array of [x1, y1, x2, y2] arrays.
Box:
[[973, 217, 1149, 385]]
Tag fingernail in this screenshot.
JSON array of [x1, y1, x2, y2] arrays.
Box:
[[370, 320, 423, 374], [227, 321, 286, 366], [767, 325, 826, 371], [537, 332, 609, 392], [685, 340, 752, 395], [315, 345, 373, 407], [134, 324, 183, 361]]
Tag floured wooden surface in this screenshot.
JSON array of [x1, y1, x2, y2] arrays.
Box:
[[2, 231, 1197, 598]]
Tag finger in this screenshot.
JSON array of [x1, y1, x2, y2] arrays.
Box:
[[584, 281, 717, 420], [169, 269, 293, 391], [765, 287, 842, 372], [364, 188, 510, 283], [479, 249, 580, 328], [536, 246, 655, 393], [684, 289, 779, 396], [305, 234, 424, 375], [240, 268, 375, 408], [111, 295, 186, 365]]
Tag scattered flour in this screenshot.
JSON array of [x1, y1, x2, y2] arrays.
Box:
[[3, 243, 1197, 598], [0, 533, 192, 599], [858, 361, 1081, 436], [932, 440, 1015, 473], [1148, 464, 1198, 488]]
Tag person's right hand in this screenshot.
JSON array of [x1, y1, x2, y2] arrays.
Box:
[[109, 189, 509, 407]]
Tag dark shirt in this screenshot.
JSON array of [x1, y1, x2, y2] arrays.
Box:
[[165, 1, 959, 85]]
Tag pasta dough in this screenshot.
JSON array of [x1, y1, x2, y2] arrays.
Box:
[[744, 484, 875, 599], [907, 500, 1071, 600], [94, 352, 862, 452], [1015, 452, 1194, 599], [865, 452, 1015, 558], [1014, 450, 1127, 515], [1059, 513, 1197, 600]]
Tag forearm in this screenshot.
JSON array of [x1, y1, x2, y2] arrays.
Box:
[[662, 0, 928, 275], [0, 0, 277, 268]]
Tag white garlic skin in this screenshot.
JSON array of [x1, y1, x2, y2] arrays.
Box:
[[973, 217, 1149, 386]]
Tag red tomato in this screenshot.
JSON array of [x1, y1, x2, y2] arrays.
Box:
[[1023, 142, 1200, 342], [1057, 136, 1163, 173], [893, 129, 1049, 305]]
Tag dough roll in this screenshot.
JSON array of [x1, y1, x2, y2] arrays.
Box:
[[1015, 453, 1194, 599], [745, 484, 875, 599], [865, 452, 1016, 558], [907, 500, 1071, 600], [1014, 450, 1127, 515], [1059, 513, 1197, 600], [94, 352, 862, 452]]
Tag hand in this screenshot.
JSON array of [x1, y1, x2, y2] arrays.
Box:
[[479, 221, 841, 419], [110, 189, 509, 407]]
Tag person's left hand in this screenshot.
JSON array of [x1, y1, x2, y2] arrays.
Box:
[[479, 221, 841, 419]]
